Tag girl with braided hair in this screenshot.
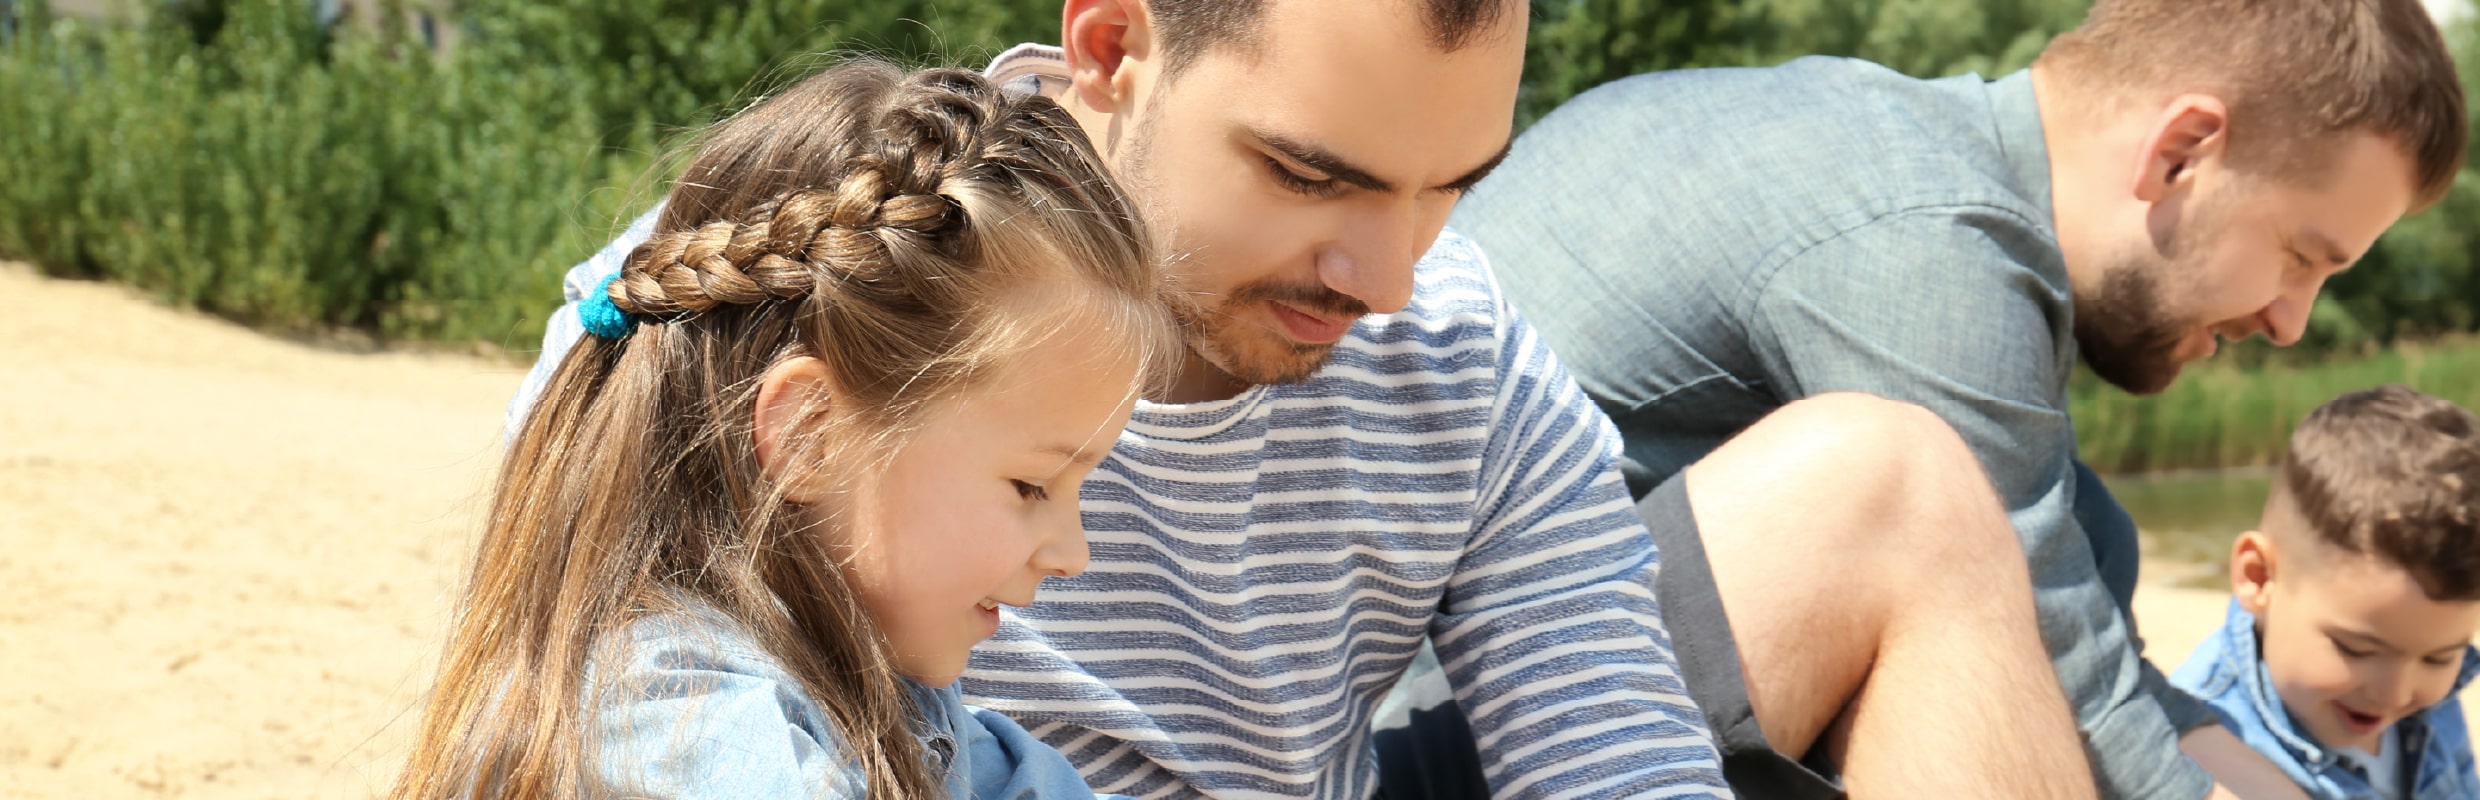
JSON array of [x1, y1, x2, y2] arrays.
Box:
[[394, 59, 1174, 800]]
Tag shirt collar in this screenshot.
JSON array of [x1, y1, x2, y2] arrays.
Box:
[[2221, 600, 2345, 769], [1985, 69, 2055, 225]]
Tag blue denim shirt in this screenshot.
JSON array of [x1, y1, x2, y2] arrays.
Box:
[[2171, 600, 2480, 800], [586, 599, 1113, 799], [1451, 57, 2213, 799]]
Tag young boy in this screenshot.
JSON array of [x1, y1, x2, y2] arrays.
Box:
[[2173, 385, 2480, 799]]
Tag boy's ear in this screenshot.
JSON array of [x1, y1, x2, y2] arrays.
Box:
[[2231, 530, 2278, 616], [1062, 0, 1157, 115], [754, 357, 836, 504]]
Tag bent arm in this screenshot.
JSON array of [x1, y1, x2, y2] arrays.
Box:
[[1435, 248, 1730, 798], [1747, 210, 2211, 800]]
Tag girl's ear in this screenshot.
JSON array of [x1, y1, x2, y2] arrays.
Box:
[[754, 357, 836, 503], [2230, 530, 2278, 616]]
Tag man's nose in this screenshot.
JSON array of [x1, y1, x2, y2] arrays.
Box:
[[2262, 274, 2328, 347], [1316, 207, 1425, 315]]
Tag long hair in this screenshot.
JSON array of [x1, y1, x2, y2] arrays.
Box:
[[394, 59, 1172, 799]]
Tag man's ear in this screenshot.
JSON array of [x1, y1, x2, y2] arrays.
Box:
[[2230, 530, 2279, 616], [2132, 94, 2231, 205], [754, 356, 835, 504], [1062, 0, 1155, 115]]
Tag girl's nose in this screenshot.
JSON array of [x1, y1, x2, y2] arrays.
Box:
[[1030, 516, 1091, 579]]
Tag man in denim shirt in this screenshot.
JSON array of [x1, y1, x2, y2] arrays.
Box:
[[1452, 0, 2465, 798], [2171, 386, 2480, 800]]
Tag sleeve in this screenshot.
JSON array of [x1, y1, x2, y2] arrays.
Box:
[[1429, 241, 1732, 799], [588, 631, 859, 800], [503, 206, 662, 436], [1745, 208, 2212, 800], [960, 705, 1120, 800]]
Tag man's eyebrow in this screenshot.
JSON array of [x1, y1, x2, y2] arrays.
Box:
[[1255, 129, 1393, 194], [1439, 139, 1514, 192]]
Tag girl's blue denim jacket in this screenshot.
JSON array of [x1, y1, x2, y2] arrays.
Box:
[[584, 600, 1111, 799], [2170, 600, 2480, 800]]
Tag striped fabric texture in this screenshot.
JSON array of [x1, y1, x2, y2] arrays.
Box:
[[959, 230, 1727, 799]]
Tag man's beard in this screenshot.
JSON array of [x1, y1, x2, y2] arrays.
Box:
[[1168, 279, 1371, 387], [2073, 201, 2224, 395], [2074, 265, 2193, 395]]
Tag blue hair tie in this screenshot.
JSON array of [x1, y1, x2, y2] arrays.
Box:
[[580, 272, 637, 339]]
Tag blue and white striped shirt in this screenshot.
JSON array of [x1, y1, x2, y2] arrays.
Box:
[[958, 230, 1725, 800], [508, 45, 1727, 800]]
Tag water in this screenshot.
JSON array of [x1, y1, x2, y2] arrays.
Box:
[[2097, 467, 2276, 569]]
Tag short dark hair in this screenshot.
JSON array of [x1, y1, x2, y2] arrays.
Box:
[[2039, 0, 2467, 209], [2278, 385, 2480, 600], [1149, 0, 1518, 75]]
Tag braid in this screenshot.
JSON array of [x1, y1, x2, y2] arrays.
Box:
[[609, 68, 1014, 320]]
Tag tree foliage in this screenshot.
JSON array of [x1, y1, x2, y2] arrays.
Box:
[[0, 0, 2473, 353]]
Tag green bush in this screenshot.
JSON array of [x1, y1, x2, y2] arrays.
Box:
[[2, 0, 2476, 377], [0, 0, 1053, 347], [2070, 338, 2480, 473]]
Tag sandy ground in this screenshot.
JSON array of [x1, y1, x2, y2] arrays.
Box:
[[0, 262, 2468, 797], [0, 263, 522, 798]]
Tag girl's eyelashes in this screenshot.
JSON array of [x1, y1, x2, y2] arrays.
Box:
[[1011, 479, 1051, 502], [1262, 156, 1345, 199]]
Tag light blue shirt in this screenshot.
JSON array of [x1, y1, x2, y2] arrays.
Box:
[[587, 599, 1116, 799], [2172, 600, 2480, 800], [1451, 56, 2214, 799]]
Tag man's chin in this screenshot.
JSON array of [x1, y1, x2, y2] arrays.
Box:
[[2088, 356, 2184, 396], [1199, 331, 1336, 388]]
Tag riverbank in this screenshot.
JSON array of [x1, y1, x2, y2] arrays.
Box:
[[2073, 337, 2480, 474]]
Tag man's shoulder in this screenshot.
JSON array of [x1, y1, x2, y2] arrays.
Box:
[[1542, 57, 2037, 215]]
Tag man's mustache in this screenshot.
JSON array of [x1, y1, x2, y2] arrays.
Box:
[[1226, 281, 1370, 319]]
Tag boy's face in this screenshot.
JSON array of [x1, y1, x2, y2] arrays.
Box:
[[2236, 519, 2480, 753]]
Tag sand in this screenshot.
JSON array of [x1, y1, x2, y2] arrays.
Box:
[[0, 261, 2466, 798], [0, 263, 523, 798]]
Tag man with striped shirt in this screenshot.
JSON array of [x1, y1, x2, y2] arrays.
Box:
[[512, 1, 2099, 797]]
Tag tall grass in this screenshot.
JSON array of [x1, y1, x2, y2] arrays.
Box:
[[2072, 338, 2480, 473], [0, 0, 1052, 347]]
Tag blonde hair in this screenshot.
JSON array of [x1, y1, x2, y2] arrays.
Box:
[[394, 59, 1173, 799]]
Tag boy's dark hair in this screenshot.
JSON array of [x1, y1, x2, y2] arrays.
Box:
[[1149, 0, 1518, 75], [2281, 385, 2480, 600]]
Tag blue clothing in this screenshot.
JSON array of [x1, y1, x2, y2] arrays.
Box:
[[1450, 57, 2213, 799], [517, 44, 1730, 799], [586, 599, 1114, 799], [2171, 601, 2480, 800]]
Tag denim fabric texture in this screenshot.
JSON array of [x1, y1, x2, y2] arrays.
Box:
[[2172, 600, 2480, 800], [586, 599, 1112, 799], [1451, 56, 2215, 799]]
